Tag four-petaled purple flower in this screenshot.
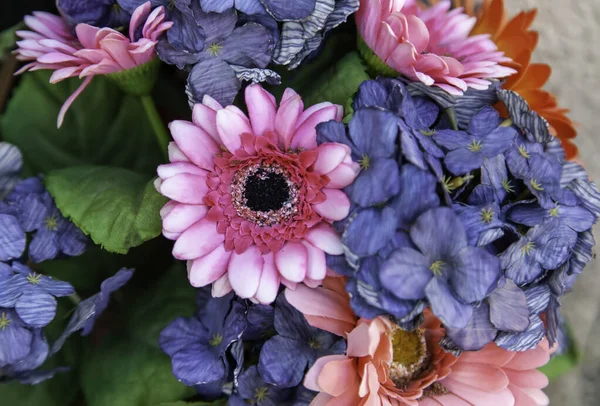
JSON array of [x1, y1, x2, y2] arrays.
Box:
[[257, 294, 345, 388], [57, 0, 132, 28], [0, 262, 75, 328], [434, 107, 517, 175], [380, 207, 501, 329], [229, 365, 294, 406], [159, 289, 246, 387]]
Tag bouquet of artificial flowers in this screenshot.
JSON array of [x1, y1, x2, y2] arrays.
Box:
[[0, 0, 596, 405]]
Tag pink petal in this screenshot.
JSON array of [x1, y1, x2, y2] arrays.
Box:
[[162, 203, 208, 234], [459, 343, 516, 367], [160, 173, 208, 204], [305, 223, 344, 255], [245, 84, 277, 137], [449, 363, 509, 392], [74, 48, 110, 64], [192, 103, 220, 144], [296, 102, 341, 127], [228, 245, 264, 298], [187, 243, 230, 287], [99, 38, 136, 70], [37, 38, 78, 54], [275, 88, 303, 150], [202, 94, 223, 110], [75, 24, 100, 49], [129, 2, 152, 41], [429, 394, 470, 406], [157, 162, 207, 179], [374, 22, 399, 61], [312, 188, 350, 221], [518, 388, 549, 406], [168, 142, 189, 162], [304, 314, 356, 338], [291, 105, 340, 150], [405, 14, 430, 54], [254, 253, 280, 304], [275, 242, 308, 283], [443, 379, 515, 406], [304, 354, 349, 392], [172, 218, 224, 260], [57, 76, 93, 128], [346, 323, 381, 357], [387, 41, 416, 71], [325, 161, 361, 189], [79, 59, 121, 77], [356, 0, 382, 47], [504, 369, 549, 389], [319, 358, 360, 396], [216, 107, 252, 153], [285, 284, 356, 327], [302, 241, 327, 281], [508, 384, 538, 406], [504, 341, 550, 370], [169, 120, 220, 171], [50, 66, 83, 83], [212, 273, 233, 297]]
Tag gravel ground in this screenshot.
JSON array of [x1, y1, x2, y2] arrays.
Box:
[[504, 0, 600, 404]]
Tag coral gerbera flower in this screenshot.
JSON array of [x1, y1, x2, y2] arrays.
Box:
[[356, 0, 516, 95], [287, 277, 552, 406], [465, 0, 578, 158], [156, 84, 359, 304], [14, 2, 172, 127]]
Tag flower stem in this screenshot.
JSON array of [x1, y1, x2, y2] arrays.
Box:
[[141, 94, 170, 160], [69, 293, 82, 306]]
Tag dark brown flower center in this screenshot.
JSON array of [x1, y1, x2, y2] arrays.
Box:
[[231, 164, 299, 226]]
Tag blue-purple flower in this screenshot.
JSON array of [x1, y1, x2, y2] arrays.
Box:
[[7, 177, 87, 263], [159, 290, 246, 387], [0, 143, 23, 199], [433, 107, 517, 175], [380, 207, 501, 329], [57, 0, 132, 28], [229, 365, 294, 406], [257, 294, 345, 388]]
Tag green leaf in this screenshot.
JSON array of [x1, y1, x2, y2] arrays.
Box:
[[0, 71, 163, 176], [539, 324, 581, 380], [0, 22, 23, 56], [299, 51, 369, 109], [81, 264, 196, 406], [45, 165, 167, 254]]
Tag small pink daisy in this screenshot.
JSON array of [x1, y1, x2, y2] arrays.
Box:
[[156, 84, 360, 304], [356, 0, 516, 95]]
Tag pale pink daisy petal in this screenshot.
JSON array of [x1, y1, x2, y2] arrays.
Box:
[[275, 242, 308, 283], [245, 84, 277, 137], [172, 218, 224, 260], [228, 246, 264, 298], [187, 244, 230, 288], [169, 121, 220, 171]]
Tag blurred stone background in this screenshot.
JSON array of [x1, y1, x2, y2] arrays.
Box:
[[504, 0, 600, 404]]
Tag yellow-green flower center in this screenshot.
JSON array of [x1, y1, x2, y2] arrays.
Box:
[[45, 215, 59, 231], [429, 261, 446, 276], [502, 178, 515, 193], [254, 387, 269, 402], [480, 207, 494, 224], [308, 337, 321, 349], [208, 43, 223, 57], [388, 326, 428, 387], [359, 154, 371, 170], [530, 179, 544, 191], [27, 273, 42, 285], [468, 139, 482, 152], [0, 312, 11, 331], [521, 241, 536, 256], [519, 145, 530, 159], [549, 206, 560, 217], [209, 333, 223, 346]]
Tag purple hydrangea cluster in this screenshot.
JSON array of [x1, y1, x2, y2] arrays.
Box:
[[0, 143, 133, 383], [159, 288, 344, 404], [318, 77, 600, 352]]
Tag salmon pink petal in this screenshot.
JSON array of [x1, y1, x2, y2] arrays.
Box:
[[443, 379, 515, 406], [275, 242, 308, 283], [160, 173, 208, 204], [449, 363, 509, 392], [216, 107, 252, 153], [346, 323, 381, 357], [302, 241, 327, 281], [305, 224, 344, 255], [245, 84, 277, 137], [431, 394, 471, 406], [312, 189, 350, 221], [285, 284, 356, 326], [228, 246, 264, 298], [172, 218, 224, 260], [291, 105, 340, 150], [503, 341, 550, 370], [503, 369, 549, 389], [317, 357, 359, 396], [275, 88, 304, 149], [304, 315, 356, 338], [162, 203, 208, 234], [170, 120, 220, 171], [254, 253, 279, 304], [304, 355, 350, 392], [508, 384, 538, 406], [187, 244, 230, 287], [518, 388, 549, 406]]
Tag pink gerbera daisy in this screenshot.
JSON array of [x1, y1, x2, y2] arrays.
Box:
[[156, 84, 360, 304], [287, 277, 552, 406], [14, 1, 172, 126], [356, 0, 516, 94]]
